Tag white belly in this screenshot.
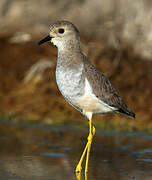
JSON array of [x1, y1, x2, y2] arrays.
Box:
[[76, 78, 117, 115]]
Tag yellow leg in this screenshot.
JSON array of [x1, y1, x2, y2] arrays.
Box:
[[75, 141, 89, 173], [75, 117, 96, 174], [85, 117, 95, 173], [85, 171, 88, 180]]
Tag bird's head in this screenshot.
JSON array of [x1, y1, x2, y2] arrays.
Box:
[[38, 20, 80, 50]]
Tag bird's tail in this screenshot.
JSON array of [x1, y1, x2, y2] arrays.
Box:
[[116, 108, 135, 118]]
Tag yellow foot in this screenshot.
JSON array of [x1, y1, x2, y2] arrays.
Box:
[[75, 163, 82, 173], [76, 171, 81, 180]]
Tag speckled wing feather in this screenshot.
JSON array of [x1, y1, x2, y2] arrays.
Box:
[[83, 56, 135, 118]]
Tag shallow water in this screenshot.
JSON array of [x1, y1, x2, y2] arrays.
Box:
[[0, 120, 152, 180]]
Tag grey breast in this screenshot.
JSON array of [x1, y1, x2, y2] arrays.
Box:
[[56, 60, 85, 106]]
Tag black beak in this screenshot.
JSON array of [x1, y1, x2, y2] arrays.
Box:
[[38, 35, 52, 45]]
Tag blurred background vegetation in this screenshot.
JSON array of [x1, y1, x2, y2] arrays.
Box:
[[0, 0, 152, 131]]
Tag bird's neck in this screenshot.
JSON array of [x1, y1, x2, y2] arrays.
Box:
[[57, 38, 81, 52], [57, 40, 83, 67]]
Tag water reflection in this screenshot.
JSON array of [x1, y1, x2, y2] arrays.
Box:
[[0, 121, 152, 180]]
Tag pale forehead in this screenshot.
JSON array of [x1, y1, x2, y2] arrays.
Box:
[[50, 20, 79, 33]]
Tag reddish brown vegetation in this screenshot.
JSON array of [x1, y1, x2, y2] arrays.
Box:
[[0, 35, 152, 130]]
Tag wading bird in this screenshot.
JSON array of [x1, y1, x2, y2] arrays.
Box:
[[38, 20, 135, 175]]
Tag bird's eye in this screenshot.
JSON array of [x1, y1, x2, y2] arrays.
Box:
[[58, 28, 64, 34]]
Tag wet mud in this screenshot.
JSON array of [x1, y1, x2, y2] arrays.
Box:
[[0, 120, 152, 180]]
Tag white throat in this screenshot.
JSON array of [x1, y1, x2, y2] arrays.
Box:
[[51, 38, 65, 51]]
